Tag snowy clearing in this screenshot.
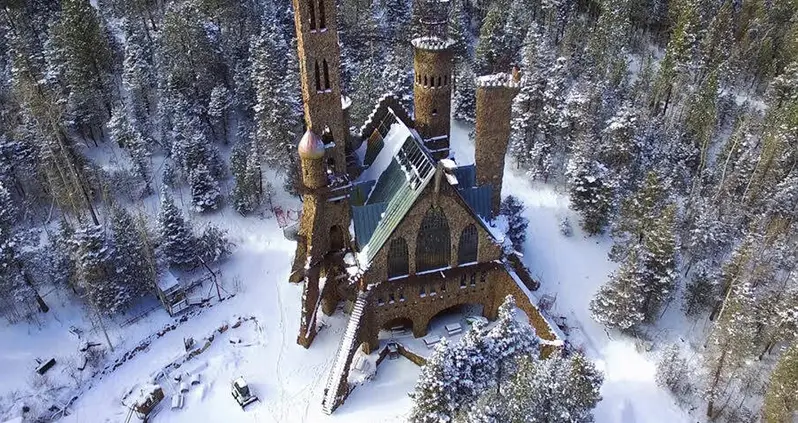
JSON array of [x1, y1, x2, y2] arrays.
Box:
[[0, 120, 691, 423]]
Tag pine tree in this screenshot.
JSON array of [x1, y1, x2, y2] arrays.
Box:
[[409, 338, 459, 423], [157, 188, 196, 268], [74, 223, 120, 314], [474, 4, 511, 76], [567, 150, 614, 236], [763, 343, 798, 423], [486, 295, 540, 387], [52, 0, 114, 138], [590, 248, 646, 330], [190, 164, 222, 212], [108, 108, 151, 193], [208, 84, 231, 143], [251, 19, 301, 175], [109, 207, 154, 308], [453, 59, 477, 122], [640, 204, 677, 321], [121, 18, 155, 134], [500, 196, 529, 251]]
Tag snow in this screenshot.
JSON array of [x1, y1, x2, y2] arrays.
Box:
[[357, 121, 411, 187], [0, 118, 691, 422]]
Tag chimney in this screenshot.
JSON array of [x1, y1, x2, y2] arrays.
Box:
[[474, 72, 521, 216]]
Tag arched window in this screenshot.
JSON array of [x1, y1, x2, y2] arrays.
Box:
[[318, 0, 326, 29], [458, 224, 478, 264], [416, 207, 450, 272], [314, 62, 321, 92], [437, 76, 441, 87], [323, 60, 330, 90], [424, 75, 428, 86], [309, 0, 316, 30], [388, 238, 409, 278]]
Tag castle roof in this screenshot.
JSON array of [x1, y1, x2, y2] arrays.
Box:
[[351, 98, 495, 266]]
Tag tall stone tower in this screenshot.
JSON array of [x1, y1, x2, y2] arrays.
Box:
[[474, 71, 521, 215], [292, 0, 348, 173], [412, 0, 454, 160], [291, 130, 352, 347]]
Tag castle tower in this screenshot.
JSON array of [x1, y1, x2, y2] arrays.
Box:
[[291, 130, 352, 347], [292, 0, 348, 174], [412, 0, 454, 160], [474, 71, 521, 215]]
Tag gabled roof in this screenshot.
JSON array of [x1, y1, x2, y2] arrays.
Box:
[[351, 98, 498, 266], [353, 134, 436, 263]]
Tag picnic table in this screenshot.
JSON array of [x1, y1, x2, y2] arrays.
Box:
[[445, 323, 463, 336], [423, 334, 441, 348]]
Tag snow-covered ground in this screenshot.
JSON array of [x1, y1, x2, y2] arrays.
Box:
[[0, 120, 692, 422]]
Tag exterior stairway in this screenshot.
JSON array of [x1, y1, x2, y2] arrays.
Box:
[[321, 291, 368, 414]]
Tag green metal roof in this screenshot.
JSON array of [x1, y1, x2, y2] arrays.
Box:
[[352, 202, 388, 248]]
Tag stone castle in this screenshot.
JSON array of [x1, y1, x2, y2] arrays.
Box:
[[287, 0, 561, 413]]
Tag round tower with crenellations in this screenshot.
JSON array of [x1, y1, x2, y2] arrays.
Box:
[[412, 0, 454, 160]]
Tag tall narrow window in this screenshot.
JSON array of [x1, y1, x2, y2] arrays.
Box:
[[318, 0, 326, 29], [416, 207, 451, 272], [323, 59, 330, 90], [314, 62, 321, 92], [388, 238, 409, 278], [309, 0, 316, 30], [424, 75, 428, 86], [457, 224, 478, 264], [437, 76, 441, 87]]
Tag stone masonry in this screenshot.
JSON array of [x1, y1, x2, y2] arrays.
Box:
[[292, 0, 348, 173], [412, 37, 454, 159], [474, 73, 521, 215]]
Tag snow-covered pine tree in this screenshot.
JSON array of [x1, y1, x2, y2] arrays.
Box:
[[121, 18, 155, 135], [74, 223, 121, 314], [190, 164, 222, 212], [474, 4, 511, 76], [51, 0, 114, 140], [409, 338, 459, 423], [763, 342, 798, 423], [640, 204, 677, 321], [157, 188, 196, 268], [109, 207, 154, 308], [449, 321, 497, 404], [499, 196, 529, 252], [251, 18, 301, 176], [486, 295, 540, 388], [108, 107, 151, 194], [453, 59, 477, 122], [590, 247, 646, 331], [510, 26, 551, 170], [196, 225, 232, 264], [468, 352, 603, 423], [567, 149, 614, 236], [208, 84, 231, 143]]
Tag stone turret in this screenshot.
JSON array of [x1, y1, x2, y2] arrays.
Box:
[[412, 0, 454, 160], [298, 129, 328, 189], [474, 71, 521, 215]]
